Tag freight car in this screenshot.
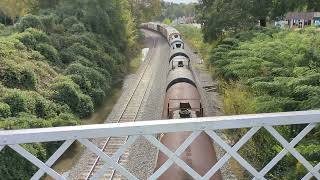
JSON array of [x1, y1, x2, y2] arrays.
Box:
[[142, 23, 222, 180]]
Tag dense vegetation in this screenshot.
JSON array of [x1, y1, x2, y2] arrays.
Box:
[[0, 0, 160, 179], [209, 27, 320, 179], [179, 24, 320, 179], [160, 2, 197, 22], [197, 0, 320, 41], [192, 0, 320, 178]]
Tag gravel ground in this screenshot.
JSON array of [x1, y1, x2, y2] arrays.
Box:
[[66, 73, 139, 180], [125, 31, 169, 179]]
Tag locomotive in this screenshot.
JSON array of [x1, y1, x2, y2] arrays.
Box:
[[141, 23, 222, 180]]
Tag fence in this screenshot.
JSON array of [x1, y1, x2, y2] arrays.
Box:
[[0, 110, 320, 180]]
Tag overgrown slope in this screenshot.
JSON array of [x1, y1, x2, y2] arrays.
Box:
[[0, 0, 143, 178], [210, 27, 320, 179]]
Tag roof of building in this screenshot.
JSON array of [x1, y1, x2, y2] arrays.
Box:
[[285, 12, 320, 20]]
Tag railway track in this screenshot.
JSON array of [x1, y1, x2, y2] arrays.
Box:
[[81, 37, 157, 180]]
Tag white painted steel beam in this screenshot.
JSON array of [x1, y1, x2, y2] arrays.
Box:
[[265, 126, 320, 179], [9, 144, 65, 180], [145, 133, 202, 180], [205, 130, 266, 179], [148, 131, 202, 180], [254, 124, 316, 179], [1, 110, 320, 145], [91, 136, 139, 180], [203, 127, 261, 180], [31, 140, 75, 180], [302, 163, 320, 180]]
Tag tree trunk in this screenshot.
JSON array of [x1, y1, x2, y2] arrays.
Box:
[[259, 18, 267, 27]]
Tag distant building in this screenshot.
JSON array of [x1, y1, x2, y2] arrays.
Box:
[[285, 12, 320, 29]]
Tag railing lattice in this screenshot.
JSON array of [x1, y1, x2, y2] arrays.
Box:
[[0, 110, 319, 180]]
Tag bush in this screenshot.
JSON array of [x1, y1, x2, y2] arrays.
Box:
[[1, 65, 20, 88], [2, 91, 28, 116], [62, 16, 79, 29], [26, 28, 50, 44], [67, 34, 99, 50], [17, 15, 44, 32], [90, 88, 105, 107], [35, 43, 60, 64], [19, 68, 37, 90], [0, 102, 11, 118], [222, 38, 239, 46], [76, 95, 94, 118], [17, 28, 50, 49], [0, 23, 5, 30], [50, 77, 94, 118], [51, 78, 81, 110], [68, 23, 86, 34], [1, 64, 37, 90], [34, 97, 58, 119], [40, 14, 59, 33], [66, 63, 109, 91]]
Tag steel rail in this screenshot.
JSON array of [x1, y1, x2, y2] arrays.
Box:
[[85, 35, 157, 180]]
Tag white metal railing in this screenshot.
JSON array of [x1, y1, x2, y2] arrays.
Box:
[[0, 110, 320, 180]]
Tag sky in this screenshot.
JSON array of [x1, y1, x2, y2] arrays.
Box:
[[163, 0, 198, 4]]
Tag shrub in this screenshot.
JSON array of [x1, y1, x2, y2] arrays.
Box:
[[254, 96, 299, 113], [34, 97, 58, 119], [66, 63, 109, 91], [35, 43, 60, 64], [19, 68, 37, 90], [26, 28, 50, 44], [50, 77, 94, 118], [53, 24, 65, 34], [62, 16, 79, 29], [40, 14, 59, 33], [90, 88, 105, 106], [67, 43, 93, 60], [17, 28, 50, 49], [76, 95, 94, 118], [16, 32, 37, 49], [17, 14, 44, 32], [1, 64, 37, 90], [68, 34, 99, 50], [0, 23, 5, 30], [2, 66, 20, 88], [2, 91, 28, 116], [68, 23, 86, 34], [0, 102, 11, 118], [222, 38, 239, 46], [51, 78, 81, 111], [59, 49, 76, 64]]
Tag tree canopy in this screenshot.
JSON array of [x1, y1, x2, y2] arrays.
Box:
[[0, 0, 162, 178], [197, 0, 320, 42]]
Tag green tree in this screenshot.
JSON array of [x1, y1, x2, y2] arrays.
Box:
[[0, 0, 39, 24], [163, 18, 172, 25]]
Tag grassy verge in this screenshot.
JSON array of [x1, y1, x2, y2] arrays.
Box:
[[129, 51, 142, 73], [175, 25, 213, 64]]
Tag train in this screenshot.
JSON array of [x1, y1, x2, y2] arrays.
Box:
[[141, 23, 222, 180]]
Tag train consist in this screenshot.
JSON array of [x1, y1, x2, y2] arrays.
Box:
[[141, 23, 222, 180]]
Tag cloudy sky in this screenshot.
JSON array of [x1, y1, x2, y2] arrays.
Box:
[[163, 0, 198, 3]]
